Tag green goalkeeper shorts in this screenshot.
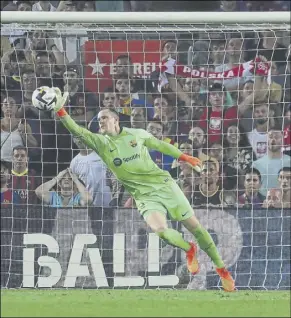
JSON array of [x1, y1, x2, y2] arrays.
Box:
[[135, 180, 194, 221]]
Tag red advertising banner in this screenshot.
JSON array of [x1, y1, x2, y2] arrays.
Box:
[[84, 40, 163, 94]]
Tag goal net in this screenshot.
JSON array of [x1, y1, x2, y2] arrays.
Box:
[[1, 12, 290, 290]]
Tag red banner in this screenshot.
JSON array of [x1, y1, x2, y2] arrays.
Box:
[[84, 40, 163, 94]]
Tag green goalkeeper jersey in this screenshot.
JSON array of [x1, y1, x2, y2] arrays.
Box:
[[61, 115, 183, 198]]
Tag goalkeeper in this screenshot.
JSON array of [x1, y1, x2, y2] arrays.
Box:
[[52, 88, 235, 292]]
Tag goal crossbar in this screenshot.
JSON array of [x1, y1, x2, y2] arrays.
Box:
[[1, 11, 290, 24]]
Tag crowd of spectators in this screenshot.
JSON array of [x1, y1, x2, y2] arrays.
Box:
[[1, 1, 290, 210]]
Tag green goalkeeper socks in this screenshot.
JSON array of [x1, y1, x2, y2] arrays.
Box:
[[192, 224, 225, 269], [157, 228, 191, 252]]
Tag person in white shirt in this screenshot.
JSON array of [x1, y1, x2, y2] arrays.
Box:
[[32, 1, 56, 11], [247, 102, 276, 159], [70, 135, 111, 207], [252, 129, 291, 196]]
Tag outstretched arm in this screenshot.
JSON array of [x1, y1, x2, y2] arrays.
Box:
[[52, 89, 106, 154], [145, 135, 202, 171]]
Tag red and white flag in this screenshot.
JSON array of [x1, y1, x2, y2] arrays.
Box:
[[158, 56, 271, 92]]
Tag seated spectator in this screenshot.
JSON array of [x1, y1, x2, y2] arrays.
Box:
[[252, 129, 291, 196], [219, 0, 248, 12], [10, 146, 41, 205], [199, 83, 238, 144], [146, 119, 177, 171], [88, 88, 131, 132], [192, 160, 236, 207], [35, 51, 64, 91], [1, 161, 20, 206], [247, 102, 276, 159], [35, 168, 92, 207], [238, 168, 265, 208], [1, 96, 38, 163], [223, 124, 254, 172], [215, 33, 247, 93], [32, 1, 56, 11], [278, 167, 291, 209], [62, 65, 98, 124], [283, 103, 291, 155], [262, 188, 282, 209], [70, 135, 111, 207]]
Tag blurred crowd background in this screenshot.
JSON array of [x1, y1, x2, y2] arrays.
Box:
[[1, 0, 290, 210]]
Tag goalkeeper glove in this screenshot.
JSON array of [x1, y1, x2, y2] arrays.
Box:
[[53, 87, 69, 112], [178, 154, 202, 173]]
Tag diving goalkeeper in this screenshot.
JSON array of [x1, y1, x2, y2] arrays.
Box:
[[52, 88, 235, 292]]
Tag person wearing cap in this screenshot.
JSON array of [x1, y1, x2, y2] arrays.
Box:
[[198, 83, 238, 144]]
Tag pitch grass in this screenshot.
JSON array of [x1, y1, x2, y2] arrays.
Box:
[[1, 289, 290, 317]]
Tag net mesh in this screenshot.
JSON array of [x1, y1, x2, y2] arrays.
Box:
[[0, 20, 290, 290]]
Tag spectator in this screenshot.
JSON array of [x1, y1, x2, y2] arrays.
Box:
[[1, 96, 38, 163], [131, 107, 147, 129], [223, 124, 254, 172], [188, 126, 217, 163], [199, 83, 238, 144], [262, 188, 282, 209], [283, 103, 291, 155], [35, 168, 92, 207], [253, 31, 287, 68], [192, 160, 236, 207], [146, 119, 177, 171], [56, 1, 77, 11], [35, 51, 64, 91], [1, 49, 27, 98], [70, 135, 111, 207], [1, 161, 20, 206], [178, 164, 200, 203], [23, 31, 67, 70], [32, 1, 56, 11], [277, 167, 291, 208], [210, 37, 227, 66], [207, 140, 238, 190], [77, 1, 96, 11], [88, 88, 131, 132], [238, 167, 265, 208], [10, 146, 41, 205], [252, 129, 291, 196], [114, 54, 146, 95], [246, 102, 276, 159], [218, 0, 248, 12], [215, 33, 247, 92], [153, 95, 177, 140], [62, 65, 98, 124]]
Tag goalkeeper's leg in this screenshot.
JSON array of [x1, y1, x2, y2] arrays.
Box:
[[182, 215, 235, 292]]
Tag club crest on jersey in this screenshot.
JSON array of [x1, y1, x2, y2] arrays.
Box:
[[129, 140, 137, 147]]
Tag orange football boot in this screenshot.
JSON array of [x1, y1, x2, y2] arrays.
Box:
[[216, 267, 235, 292], [186, 242, 199, 275]]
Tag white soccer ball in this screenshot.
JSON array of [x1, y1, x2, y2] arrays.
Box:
[[32, 86, 57, 111]]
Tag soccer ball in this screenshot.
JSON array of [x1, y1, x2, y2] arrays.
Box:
[[32, 86, 57, 111]]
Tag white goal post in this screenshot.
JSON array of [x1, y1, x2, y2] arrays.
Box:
[[1, 11, 290, 291]]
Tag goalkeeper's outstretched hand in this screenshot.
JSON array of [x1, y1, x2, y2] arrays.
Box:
[[53, 87, 69, 112], [179, 154, 202, 173]]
